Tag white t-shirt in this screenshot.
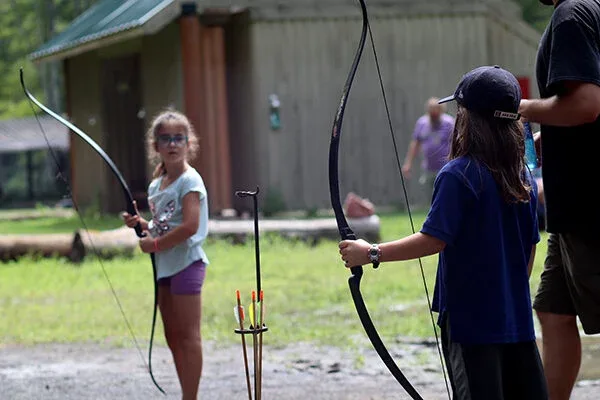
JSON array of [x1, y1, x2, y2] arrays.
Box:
[[147, 167, 209, 279]]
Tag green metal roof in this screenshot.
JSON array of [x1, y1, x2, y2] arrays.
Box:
[[30, 0, 177, 61]]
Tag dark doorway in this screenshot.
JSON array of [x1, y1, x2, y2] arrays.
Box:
[[101, 54, 147, 212], [224, 11, 255, 213]]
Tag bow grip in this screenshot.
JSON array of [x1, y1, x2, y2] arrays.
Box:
[[134, 223, 144, 238], [343, 229, 379, 269], [127, 203, 144, 238]]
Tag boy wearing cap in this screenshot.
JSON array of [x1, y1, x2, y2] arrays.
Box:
[[519, 1, 600, 399], [339, 66, 547, 399]]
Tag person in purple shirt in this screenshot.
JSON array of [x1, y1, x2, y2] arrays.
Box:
[[402, 97, 455, 193], [339, 66, 547, 400]]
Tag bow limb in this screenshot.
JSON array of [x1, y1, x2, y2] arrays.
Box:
[[20, 69, 165, 395], [327, 2, 423, 399]]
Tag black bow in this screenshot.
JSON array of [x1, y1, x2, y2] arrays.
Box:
[[20, 69, 165, 395], [328, 2, 450, 399]]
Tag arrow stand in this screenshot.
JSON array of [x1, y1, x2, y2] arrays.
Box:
[[235, 323, 269, 400], [234, 187, 268, 400]]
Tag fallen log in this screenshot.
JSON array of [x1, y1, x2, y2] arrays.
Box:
[[0, 233, 76, 262], [0, 226, 139, 263], [207, 215, 381, 244], [0, 216, 380, 262], [70, 226, 138, 262]]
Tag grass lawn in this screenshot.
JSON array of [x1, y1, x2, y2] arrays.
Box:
[[0, 210, 548, 351]]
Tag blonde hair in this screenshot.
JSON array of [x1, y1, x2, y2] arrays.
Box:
[[145, 109, 199, 178]]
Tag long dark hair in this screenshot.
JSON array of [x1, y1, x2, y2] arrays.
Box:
[[449, 106, 532, 203]]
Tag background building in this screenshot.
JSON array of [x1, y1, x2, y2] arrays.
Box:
[[30, 0, 541, 215]]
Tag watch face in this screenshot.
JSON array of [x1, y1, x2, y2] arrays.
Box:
[[369, 247, 379, 260]]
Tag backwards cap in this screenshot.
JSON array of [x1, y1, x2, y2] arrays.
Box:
[[438, 65, 521, 120]]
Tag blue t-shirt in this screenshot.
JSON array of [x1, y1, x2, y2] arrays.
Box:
[[147, 167, 209, 280], [422, 156, 540, 344]]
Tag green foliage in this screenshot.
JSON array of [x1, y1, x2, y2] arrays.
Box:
[[0, 0, 96, 118], [516, 0, 554, 32], [0, 1, 42, 118], [0, 61, 41, 118], [261, 187, 287, 217], [306, 207, 319, 218]]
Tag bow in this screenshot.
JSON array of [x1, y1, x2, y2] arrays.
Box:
[[20, 68, 165, 395], [328, 2, 450, 399]]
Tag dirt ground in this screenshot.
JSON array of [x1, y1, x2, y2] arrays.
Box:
[[1, 339, 598, 400]]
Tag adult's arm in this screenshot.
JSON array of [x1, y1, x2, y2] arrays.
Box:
[[402, 139, 421, 176], [519, 81, 600, 127]]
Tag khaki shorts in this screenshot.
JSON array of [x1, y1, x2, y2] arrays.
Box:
[[533, 233, 600, 334]]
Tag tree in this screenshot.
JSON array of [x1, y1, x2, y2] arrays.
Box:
[[0, 0, 97, 119], [515, 0, 554, 32]]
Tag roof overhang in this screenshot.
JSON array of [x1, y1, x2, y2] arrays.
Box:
[[30, 0, 182, 63], [0, 116, 69, 153]]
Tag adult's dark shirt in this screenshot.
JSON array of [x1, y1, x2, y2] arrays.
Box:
[[535, 0, 600, 233]]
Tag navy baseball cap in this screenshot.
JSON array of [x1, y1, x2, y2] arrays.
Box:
[[438, 65, 521, 120]]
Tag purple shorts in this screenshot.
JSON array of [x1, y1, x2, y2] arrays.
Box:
[[158, 260, 206, 295]]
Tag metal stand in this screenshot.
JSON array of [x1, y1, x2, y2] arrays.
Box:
[[234, 187, 268, 400]]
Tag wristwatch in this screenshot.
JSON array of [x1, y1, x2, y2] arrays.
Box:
[[368, 243, 381, 263]]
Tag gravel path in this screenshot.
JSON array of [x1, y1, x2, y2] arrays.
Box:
[[1, 340, 599, 399]]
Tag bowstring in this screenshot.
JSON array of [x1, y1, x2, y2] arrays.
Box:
[[25, 101, 150, 377], [366, 19, 452, 400]]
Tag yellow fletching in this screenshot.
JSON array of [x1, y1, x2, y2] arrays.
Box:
[[248, 300, 263, 326]]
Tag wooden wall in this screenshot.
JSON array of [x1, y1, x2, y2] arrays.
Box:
[[228, 2, 540, 211], [63, 0, 540, 214], [66, 26, 183, 214], [65, 52, 107, 211]]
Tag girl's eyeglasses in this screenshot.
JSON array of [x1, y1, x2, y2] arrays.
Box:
[[157, 134, 188, 147]]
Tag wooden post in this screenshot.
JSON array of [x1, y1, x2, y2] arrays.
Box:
[[180, 3, 216, 208], [207, 26, 233, 211], [180, 5, 234, 214], [199, 26, 221, 211]]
